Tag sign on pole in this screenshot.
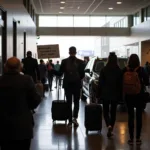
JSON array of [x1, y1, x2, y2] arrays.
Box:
[[37, 44, 60, 59]]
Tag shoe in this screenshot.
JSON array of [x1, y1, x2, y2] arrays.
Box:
[[72, 119, 79, 127], [128, 139, 134, 145], [136, 139, 142, 145], [107, 126, 113, 138], [68, 122, 72, 128]]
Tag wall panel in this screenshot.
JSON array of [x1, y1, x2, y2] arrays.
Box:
[[1, 1, 36, 61]]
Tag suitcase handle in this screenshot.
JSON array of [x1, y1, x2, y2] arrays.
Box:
[[57, 88, 66, 102]]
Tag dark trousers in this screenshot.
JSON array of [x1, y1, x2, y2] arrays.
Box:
[[65, 87, 81, 122], [55, 76, 61, 88], [48, 75, 53, 90], [0, 139, 31, 150], [103, 99, 118, 128], [126, 94, 143, 139], [41, 77, 46, 96]]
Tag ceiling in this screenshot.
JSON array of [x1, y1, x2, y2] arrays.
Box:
[[32, 0, 150, 15]]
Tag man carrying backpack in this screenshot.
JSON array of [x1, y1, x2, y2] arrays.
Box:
[[58, 46, 85, 127]]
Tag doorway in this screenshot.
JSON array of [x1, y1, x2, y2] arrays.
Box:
[[0, 18, 2, 75], [13, 20, 17, 56], [0, 7, 5, 75], [24, 31, 26, 58]]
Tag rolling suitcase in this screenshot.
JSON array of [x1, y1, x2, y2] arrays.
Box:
[[84, 103, 102, 134], [51, 89, 69, 124]]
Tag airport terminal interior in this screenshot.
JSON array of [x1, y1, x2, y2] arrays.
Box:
[[0, 0, 150, 150]]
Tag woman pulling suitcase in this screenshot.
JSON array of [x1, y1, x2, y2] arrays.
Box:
[[98, 52, 122, 138]]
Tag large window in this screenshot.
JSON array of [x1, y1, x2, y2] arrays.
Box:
[[90, 16, 105, 27], [147, 6, 150, 20], [142, 5, 150, 22], [74, 16, 89, 27], [39, 16, 57, 27], [57, 16, 73, 27], [133, 12, 140, 26], [39, 15, 127, 28], [114, 17, 128, 27]]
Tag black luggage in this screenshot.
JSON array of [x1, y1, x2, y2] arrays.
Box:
[[51, 89, 69, 123], [84, 103, 102, 134]]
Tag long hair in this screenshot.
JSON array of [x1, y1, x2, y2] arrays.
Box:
[[106, 52, 118, 67], [128, 54, 140, 69]]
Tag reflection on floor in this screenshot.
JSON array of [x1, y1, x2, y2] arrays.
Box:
[[31, 88, 150, 150]]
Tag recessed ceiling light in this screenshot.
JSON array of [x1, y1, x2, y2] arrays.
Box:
[[60, 7, 64, 9], [59, 12, 63, 13], [117, 1, 122, 4], [77, 6, 80, 9], [108, 7, 113, 10], [60, 1, 65, 4]]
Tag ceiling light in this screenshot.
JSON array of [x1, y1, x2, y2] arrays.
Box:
[[77, 6, 80, 9], [108, 7, 113, 10], [60, 1, 65, 4], [117, 1, 122, 4], [60, 7, 64, 9], [59, 12, 63, 13]]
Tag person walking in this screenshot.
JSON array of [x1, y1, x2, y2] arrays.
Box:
[[123, 54, 149, 145], [0, 57, 41, 150], [22, 51, 40, 83], [47, 59, 54, 91], [57, 46, 85, 127], [98, 52, 122, 138], [39, 59, 47, 97], [54, 61, 61, 88]]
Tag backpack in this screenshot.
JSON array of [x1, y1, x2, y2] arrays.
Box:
[[123, 67, 141, 95], [47, 64, 52, 71], [65, 58, 80, 83]]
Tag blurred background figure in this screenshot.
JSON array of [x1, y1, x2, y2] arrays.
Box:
[[46, 59, 54, 91], [22, 51, 40, 83], [38, 59, 47, 97], [54, 61, 61, 88]]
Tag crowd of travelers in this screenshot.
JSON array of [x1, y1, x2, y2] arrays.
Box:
[[0, 46, 149, 149]]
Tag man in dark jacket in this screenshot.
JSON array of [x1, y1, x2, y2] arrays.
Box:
[[0, 57, 41, 150], [59, 46, 85, 127], [22, 51, 40, 83]]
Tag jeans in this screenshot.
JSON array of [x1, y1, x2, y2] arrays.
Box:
[[103, 99, 118, 129], [65, 87, 81, 122], [125, 94, 143, 139], [55, 76, 61, 88], [48, 75, 53, 90]]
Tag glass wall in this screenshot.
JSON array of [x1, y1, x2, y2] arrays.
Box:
[[114, 17, 128, 27], [39, 15, 128, 28], [142, 5, 150, 22], [133, 12, 140, 26], [37, 36, 97, 60]]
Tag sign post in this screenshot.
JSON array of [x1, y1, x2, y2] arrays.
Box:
[[37, 44, 60, 59]]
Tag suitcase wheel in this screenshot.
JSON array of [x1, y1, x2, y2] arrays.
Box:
[[86, 129, 88, 134]]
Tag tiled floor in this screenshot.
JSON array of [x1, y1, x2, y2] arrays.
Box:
[[31, 88, 150, 150]]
